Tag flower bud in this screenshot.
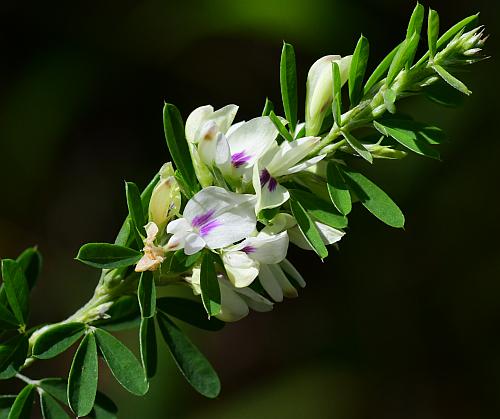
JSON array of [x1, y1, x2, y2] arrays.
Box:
[[148, 163, 181, 232], [305, 54, 352, 136]]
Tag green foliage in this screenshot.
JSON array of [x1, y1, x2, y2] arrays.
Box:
[[261, 97, 274, 117], [7, 384, 35, 419], [364, 43, 400, 94], [200, 252, 221, 317], [0, 334, 28, 374], [340, 168, 405, 228], [289, 195, 328, 259], [331, 61, 342, 126], [280, 42, 298, 132], [163, 103, 199, 197], [125, 181, 146, 247], [1, 260, 29, 327], [427, 8, 439, 58], [76, 243, 142, 269], [386, 32, 419, 86], [0, 304, 18, 330], [68, 333, 98, 417], [326, 162, 352, 216], [39, 392, 69, 419], [269, 111, 293, 142], [349, 35, 370, 107], [138, 272, 156, 319], [32, 323, 86, 360], [433, 65, 471, 95], [157, 313, 221, 398], [156, 297, 225, 331], [343, 130, 373, 163], [0, 396, 16, 418], [140, 317, 157, 378]]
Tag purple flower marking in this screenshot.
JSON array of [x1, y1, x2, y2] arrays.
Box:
[[191, 209, 221, 237], [242, 245, 256, 254], [231, 150, 252, 168], [259, 169, 278, 192]]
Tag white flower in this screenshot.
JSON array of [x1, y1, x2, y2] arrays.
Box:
[[258, 259, 306, 302], [185, 104, 239, 144], [221, 230, 289, 287], [305, 54, 352, 136], [252, 137, 325, 212], [166, 186, 257, 255], [288, 221, 345, 250], [148, 163, 181, 231], [135, 222, 165, 272], [186, 268, 273, 322]]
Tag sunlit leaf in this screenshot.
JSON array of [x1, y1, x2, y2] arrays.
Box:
[[280, 42, 298, 132]]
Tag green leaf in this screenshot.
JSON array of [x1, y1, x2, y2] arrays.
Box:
[[331, 62, 342, 126], [424, 79, 466, 107], [433, 65, 471, 95], [138, 272, 156, 319], [164, 250, 203, 275], [289, 196, 328, 259], [0, 304, 18, 330], [199, 252, 221, 317], [0, 334, 28, 373], [16, 248, 42, 290], [68, 333, 98, 417], [115, 172, 160, 247], [94, 328, 148, 396], [374, 119, 440, 159], [0, 396, 16, 419], [39, 392, 69, 419], [7, 385, 35, 419], [157, 313, 221, 398], [364, 43, 401, 94], [261, 98, 274, 117], [90, 392, 118, 419], [92, 295, 140, 331], [288, 189, 347, 229], [427, 8, 440, 58], [343, 131, 373, 163], [125, 181, 146, 247], [340, 168, 405, 228], [163, 103, 199, 196], [386, 32, 419, 85], [383, 88, 397, 114], [349, 35, 370, 107], [32, 323, 85, 360], [39, 379, 67, 405], [415, 13, 479, 67], [1, 260, 29, 326], [140, 317, 157, 379], [280, 42, 298, 132], [326, 162, 352, 215], [76, 243, 142, 269], [156, 297, 225, 331], [269, 111, 293, 142], [406, 2, 425, 38]]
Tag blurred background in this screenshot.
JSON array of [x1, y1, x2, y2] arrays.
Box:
[[0, 0, 498, 418]]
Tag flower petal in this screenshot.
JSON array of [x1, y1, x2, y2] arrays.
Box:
[[279, 259, 306, 288], [236, 231, 289, 264], [289, 221, 345, 250], [217, 279, 250, 322], [166, 218, 191, 235], [258, 263, 283, 302], [184, 233, 206, 255], [252, 164, 290, 213], [222, 251, 259, 287], [185, 105, 214, 143], [284, 154, 326, 176], [234, 286, 274, 312], [266, 136, 321, 177]]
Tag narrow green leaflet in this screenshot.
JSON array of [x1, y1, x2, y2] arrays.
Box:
[[163, 103, 199, 196], [261, 98, 274, 117], [280, 42, 298, 131], [76, 243, 142, 269], [157, 313, 221, 398], [374, 119, 440, 159], [94, 328, 148, 396], [16, 247, 42, 290], [433, 65, 471, 95], [349, 35, 369, 107], [200, 252, 221, 317], [415, 13, 479, 67], [39, 379, 67, 405], [39, 392, 69, 419], [428, 8, 440, 57], [424, 79, 466, 107], [331, 62, 342, 126], [0, 396, 16, 419], [386, 32, 419, 86], [0, 334, 28, 373], [289, 196, 328, 259], [288, 189, 347, 229], [343, 130, 373, 163], [406, 2, 425, 38], [326, 162, 352, 215], [364, 43, 400, 94], [138, 271, 156, 319], [0, 304, 18, 330], [125, 181, 146, 247], [383, 88, 397, 114], [269, 111, 293, 142], [1, 260, 29, 326], [90, 392, 118, 419], [164, 250, 203, 275], [68, 333, 98, 417], [140, 317, 157, 379], [7, 384, 35, 419], [115, 172, 160, 247], [340, 168, 405, 228], [32, 323, 86, 360], [156, 297, 225, 331]]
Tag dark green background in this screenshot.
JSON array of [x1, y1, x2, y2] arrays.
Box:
[[1, 0, 498, 418]]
